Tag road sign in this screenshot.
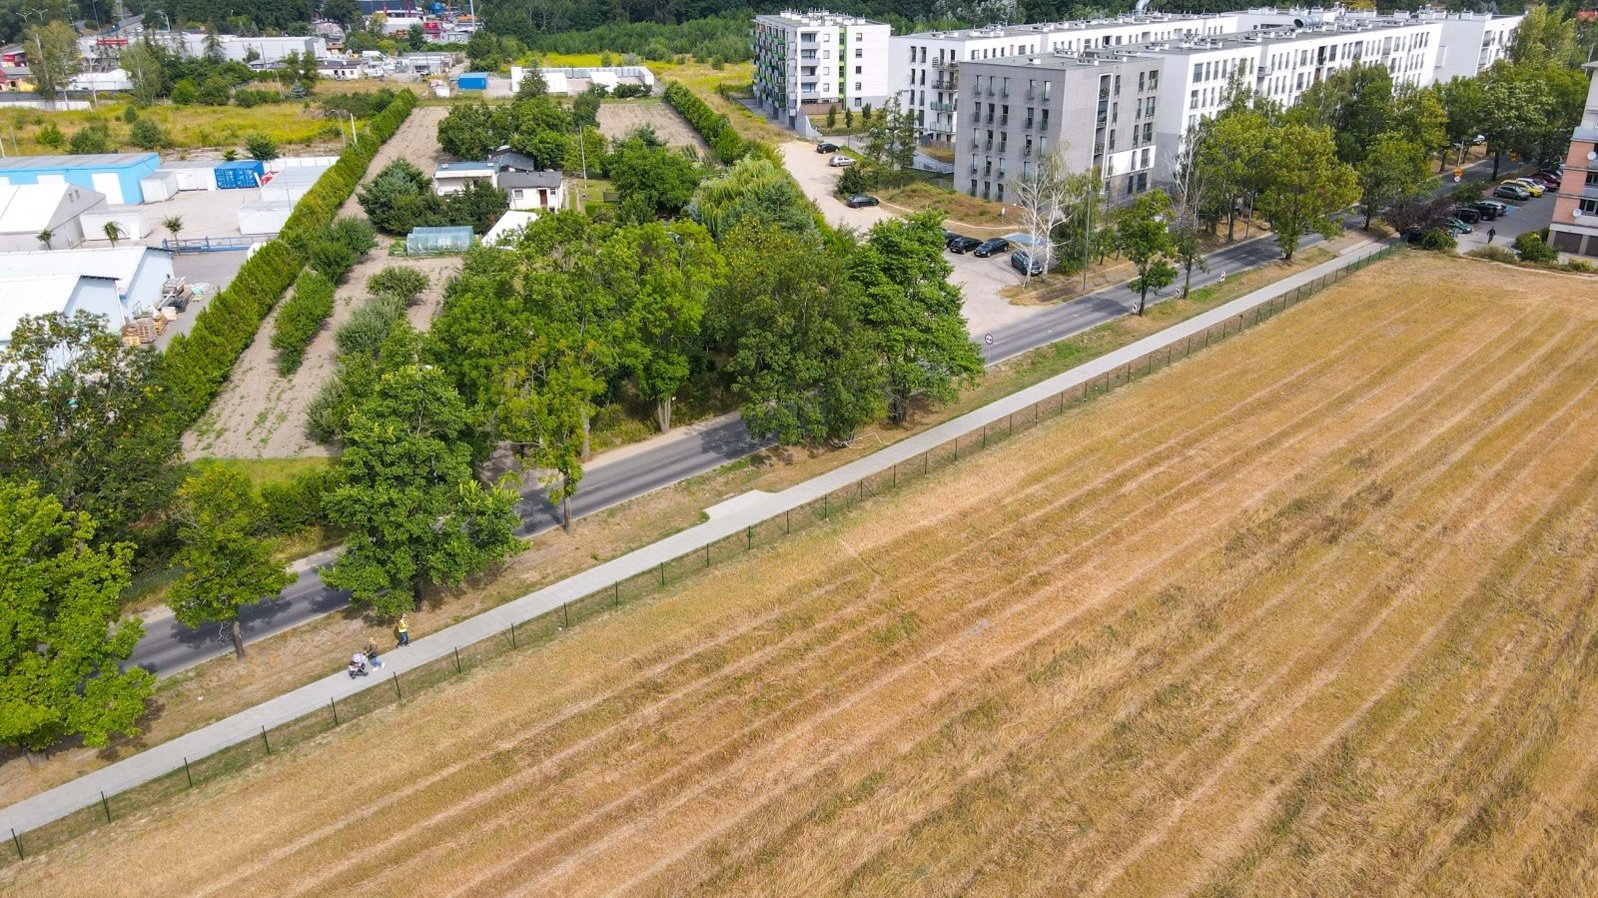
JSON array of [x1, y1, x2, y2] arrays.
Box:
[[984, 333, 994, 346], [1453, 175, 1462, 183]]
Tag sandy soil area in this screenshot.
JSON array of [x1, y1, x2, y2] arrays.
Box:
[[16, 254, 1598, 896], [598, 100, 710, 154], [182, 105, 455, 460]]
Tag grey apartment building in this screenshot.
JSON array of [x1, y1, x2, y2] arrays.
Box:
[[955, 51, 1164, 206]]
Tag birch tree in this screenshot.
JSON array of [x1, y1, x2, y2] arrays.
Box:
[[1006, 144, 1093, 285]]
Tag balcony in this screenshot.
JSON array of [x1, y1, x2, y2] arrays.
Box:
[[999, 116, 1008, 126], [997, 143, 1007, 154], [1038, 120, 1049, 132], [983, 140, 993, 151], [933, 58, 959, 70], [930, 101, 954, 112]]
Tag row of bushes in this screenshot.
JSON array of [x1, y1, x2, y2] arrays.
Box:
[[270, 272, 336, 375], [663, 81, 763, 166], [160, 89, 417, 426]]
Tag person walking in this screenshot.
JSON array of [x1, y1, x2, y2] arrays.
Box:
[[1487, 227, 1497, 244], [365, 639, 384, 669], [396, 614, 410, 647]]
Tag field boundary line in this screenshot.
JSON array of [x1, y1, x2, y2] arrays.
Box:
[[0, 239, 1399, 847]]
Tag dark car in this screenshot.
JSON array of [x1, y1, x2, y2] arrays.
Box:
[[1451, 206, 1480, 224], [845, 194, 879, 208], [1474, 199, 1509, 218], [1011, 250, 1045, 276], [1493, 184, 1530, 201], [947, 235, 982, 253], [972, 237, 1011, 258], [816, 142, 839, 153]]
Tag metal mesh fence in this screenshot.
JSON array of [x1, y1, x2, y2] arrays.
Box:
[[0, 243, 1397, 865]]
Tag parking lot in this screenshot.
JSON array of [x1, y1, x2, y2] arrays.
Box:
[[779, 141, 1047, 335], [1452, 178, 1554, 255]]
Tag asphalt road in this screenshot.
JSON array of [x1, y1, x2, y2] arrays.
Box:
[[126, 417, 766, 675]]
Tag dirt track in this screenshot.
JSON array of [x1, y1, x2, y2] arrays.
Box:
[[18, 254, 1598, 896]]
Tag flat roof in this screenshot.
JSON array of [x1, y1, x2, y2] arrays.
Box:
[[902, 12, 1233, 41], [0, 275, 117, 342], [436, 161, 495, 173], [0, 246, 164, 285], [756, 9, 887, 28], [0, 152, 158, 172]]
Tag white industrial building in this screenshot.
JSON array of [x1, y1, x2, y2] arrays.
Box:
[[156, 32, 328, 63], [0, 275, 123, 351], [0, 182, 107, 251], [753, 9, 892, 129], [0, 246, 175, 315]]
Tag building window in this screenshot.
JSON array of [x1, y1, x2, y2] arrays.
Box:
[[856, 82, 862, 91], [1190, 89, 1199, 110], [1148, 70, 1159, 90], [855, 47, 863, 58], [856, 66, 862, 74], [971, 179, 978, 196], [1580, 198, 1598, 215]]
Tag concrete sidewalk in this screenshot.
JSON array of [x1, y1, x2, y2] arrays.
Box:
[[0, 239, 1396, 838]]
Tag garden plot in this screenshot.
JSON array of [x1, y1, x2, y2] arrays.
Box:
[[597, 99, 710, 154]]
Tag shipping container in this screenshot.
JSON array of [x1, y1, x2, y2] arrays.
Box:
[[457, 72, 488, 91], [237, 200, 293, 235], [81, 208, 152, 240], [215, 160, 266, 190]]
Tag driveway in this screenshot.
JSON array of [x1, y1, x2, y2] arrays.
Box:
[[779, 141, 1045, 335]]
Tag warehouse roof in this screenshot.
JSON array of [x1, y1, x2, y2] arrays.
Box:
[[0, 183, 102, 233], [0, 275, 117, 344], [0, 152, 159, 171], [0, 246, 166, 290]]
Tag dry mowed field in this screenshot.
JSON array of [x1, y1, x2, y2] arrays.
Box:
[[597, 99, 710, 154], [13, 253, 1598, 897]]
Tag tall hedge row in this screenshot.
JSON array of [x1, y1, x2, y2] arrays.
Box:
[[663, 81, 776, 165], [160, 89, 417, 425]]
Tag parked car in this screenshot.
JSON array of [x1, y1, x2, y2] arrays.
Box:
[[816, 142, 840, 153], [1508, 178, 1545, 196], [845, 194, 879, 208], [1444, 217, 1474, 235], [1524, 172, 1559, 190], [1450, 206, 1481, 224], [1474, 199, 1509, 218], [1493, 184, 1531, 201], [972, 237, 1011, 258], [947, 235, 982, 253], [1011, 250, 1046, 275], [828, 154, 855, 167]]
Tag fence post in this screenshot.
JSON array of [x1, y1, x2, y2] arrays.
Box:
[[823, 495, 829, 518], [512, 619, 519, 646], [392, 672, 402, 699], [453, 646, 463, 673], [329, 698, 339, 727], [11, 828, 22, 860], [100, 791, 111, 823], [259, 726, 271, 755], [893, 463, 898, 488], [786, 508, 792, 533], [562, 603, 570, 629], [747, 526, 753, 549], [659, 562, 665, 586], [705, 544, 711, 567], [183, 756, 194, 788]]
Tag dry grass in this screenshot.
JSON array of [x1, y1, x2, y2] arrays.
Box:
[[0, 100, 354, 155], [0, 241, 1356, 810], [7, 253, 1598, 896]]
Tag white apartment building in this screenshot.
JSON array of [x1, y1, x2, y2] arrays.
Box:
[[1419, 10, 1523, 82], [892, 14, 1241, 144], [753, 9, 891, 129]]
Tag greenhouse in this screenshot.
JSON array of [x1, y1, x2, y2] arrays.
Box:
[[406, 226, 473, 256]]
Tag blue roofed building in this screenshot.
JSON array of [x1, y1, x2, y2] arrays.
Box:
[[0, 153, 162, 205]]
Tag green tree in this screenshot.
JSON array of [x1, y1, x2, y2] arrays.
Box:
[[26, 20, 80, 108], [844, 106, 854, 129], [689, 156, 814, 241], [606, 134, 703, 220], [1479, 64, 1550, 178], [1114, 189, 1179, 316], [1438, 76, 1486, 170], [1389, 84, 1448, 169], [1358, 132, 1431, 230], [826, 103, 837, 129], [102, 220, 124, 247], [122, 39, 166, 106], [322, 0, 361, 30], [357, 159, 447, 235], [1255, 123, 1359, 262], [517, 64, 549, 99], [0, 313, 177, 548], [1195, 106, 1270, 241], [1289, 61, 1393, 166], [170, 77, 199, 105], [35, 228, 53, 249], [407, 22, 427, 52], [167, 466, 292, 659], [244, 133, 279, 161], [68, 124, 112, 154], [605, 220, 724, 431], [710, 222, 883, 446], [323, 364, 521, 617], [1508, 3, 1579, 68], [851, 211, 982, 423], [0, 481, 153, 752], [571, 86, 601, 127], [162, 215, 183, 244], [198, 73, 232, 106]]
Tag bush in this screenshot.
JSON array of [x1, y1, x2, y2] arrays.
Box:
[[1416, 228, 1457, 252], [1513, 232, 1558, 263], [357, 159, 445, 235], [308, 239, 358, 284], [327, 216, 377, 257], [245, 133, 280, 161], [269, 271, 336, 374], [1563, 258, 1598, 274], [121, 104, 138, 123], [259, 465, 337, 534], [334, 294, 406, 357], [36, 122, 64, 148], [1467, 245, 1519, 264], [367, 266, 429, 304], [171, 77, 199, 105], [837, 164, 870, 195], [662, 81, 753, 165], [198, 74, 232, 106], [233, 89, 281, 108], [68, 125, 113, 155], [129, 118, 166, 149]]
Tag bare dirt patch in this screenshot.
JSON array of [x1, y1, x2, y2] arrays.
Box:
[[597, 99, 710, 154], [13, 255, 1598, 896]]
